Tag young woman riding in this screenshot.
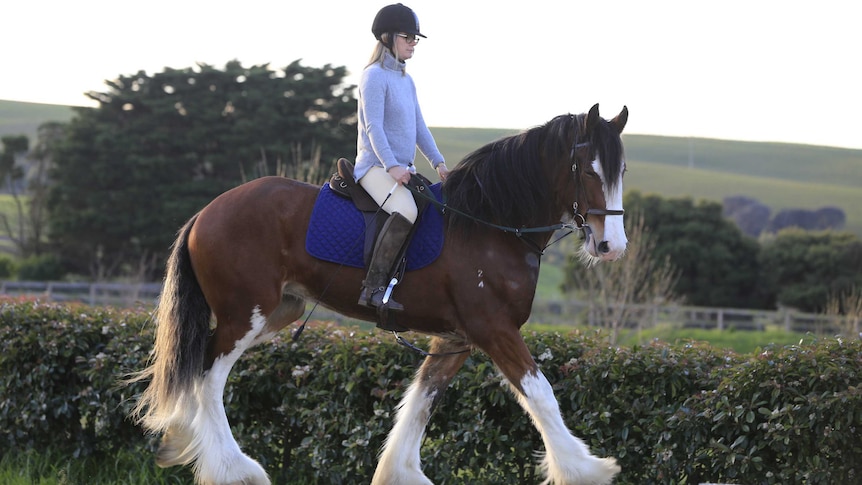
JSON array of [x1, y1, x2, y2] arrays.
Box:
[[354, 3, 449, 312]]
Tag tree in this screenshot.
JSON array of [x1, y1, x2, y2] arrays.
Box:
[[759, 228, 862, 312], [0, 135, 31, 256], [723, 195, 770, 237], [21, 122, 61, 257], [766, 207, 846, 233], [563, 213, 679, 342], [48, 60, 357, 280], [623, 191, 765, 308], [825, 286, 862, 338]]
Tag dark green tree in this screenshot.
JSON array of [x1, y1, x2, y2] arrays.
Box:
[[0, 135, 31, 256], [48, 60, 357, 280], [623, 191, 765, 308], [20, 122, 62, 258], [0, 135, 28, 184], [759, 228, 862, 312]]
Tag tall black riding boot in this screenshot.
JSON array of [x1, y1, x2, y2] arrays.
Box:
[[358, 212, 413, 311]]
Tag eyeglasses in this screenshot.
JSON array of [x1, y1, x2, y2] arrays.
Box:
[[396, 33, 420, 44]]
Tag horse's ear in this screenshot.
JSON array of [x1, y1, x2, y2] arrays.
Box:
[[611, 106, 629, 133], [586, 104, 601, 130]]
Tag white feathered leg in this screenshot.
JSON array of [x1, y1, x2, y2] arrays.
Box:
[[372, 378, 436, 485], [515, 371, 620, 485], [183, 308, 271, 485]]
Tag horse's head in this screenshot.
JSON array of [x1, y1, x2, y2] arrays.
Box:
[[570, 104, 628, 262]]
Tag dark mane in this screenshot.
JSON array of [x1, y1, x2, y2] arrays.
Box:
[[442, 115, 571, 231], [442, 112, 624, 232]]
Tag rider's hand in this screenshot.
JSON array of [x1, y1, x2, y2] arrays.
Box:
[[436, 162, 449, 182], [388, 165, 412, 185]]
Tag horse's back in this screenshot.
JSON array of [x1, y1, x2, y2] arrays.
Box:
[[192, 177, 316, 238]]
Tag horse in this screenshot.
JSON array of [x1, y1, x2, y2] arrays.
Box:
[[131, 103, 629, 485]]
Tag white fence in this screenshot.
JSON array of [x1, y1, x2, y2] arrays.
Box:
[[531, 299, 856, 336], [0, 280, 161, 307], [1, 280, 856, 336]]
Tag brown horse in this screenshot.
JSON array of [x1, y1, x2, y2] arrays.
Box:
[[132, 104, 629, 485]]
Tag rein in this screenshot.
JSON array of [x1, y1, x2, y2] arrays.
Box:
[[406, 182, 583, 255]]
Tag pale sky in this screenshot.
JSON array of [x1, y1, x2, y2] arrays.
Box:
[[3, 0, 860, 149]]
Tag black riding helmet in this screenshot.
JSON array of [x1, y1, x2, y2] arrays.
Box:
[[371, 3, 426, 43]]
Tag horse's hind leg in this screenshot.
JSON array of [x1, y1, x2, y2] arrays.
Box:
[[478, 327, 620, 485], [155, 293, 305, 481], [372, 337, 471, 485], [154, 305, 272, 485]]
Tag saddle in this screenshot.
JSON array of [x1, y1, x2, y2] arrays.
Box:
[[324, 159, 437, 332], [328, 158, 434, 265]]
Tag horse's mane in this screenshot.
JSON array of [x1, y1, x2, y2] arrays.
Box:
[[442, 112, 624, 232]]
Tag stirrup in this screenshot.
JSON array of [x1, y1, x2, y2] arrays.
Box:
[[357, 289, 404, 312]]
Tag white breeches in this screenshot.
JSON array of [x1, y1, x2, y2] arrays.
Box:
[[358, 166, 418, 223]]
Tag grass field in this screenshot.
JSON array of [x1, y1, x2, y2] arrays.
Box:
[[0, 449, 190, 485]]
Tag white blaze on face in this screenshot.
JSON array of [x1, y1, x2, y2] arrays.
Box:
[[593, 158, 627, 260]]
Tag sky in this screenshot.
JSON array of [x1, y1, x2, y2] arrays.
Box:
[[3, 0, 860, 149]]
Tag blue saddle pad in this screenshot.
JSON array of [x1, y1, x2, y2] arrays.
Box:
[[306, 183, 444, 270]]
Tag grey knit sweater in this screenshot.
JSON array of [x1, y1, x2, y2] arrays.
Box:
[[354, 51, 445, 182]]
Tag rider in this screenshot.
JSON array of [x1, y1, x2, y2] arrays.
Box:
[[354, 3, 449, 312]]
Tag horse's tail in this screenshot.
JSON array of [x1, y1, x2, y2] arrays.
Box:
[[130, 213, 211, 434]]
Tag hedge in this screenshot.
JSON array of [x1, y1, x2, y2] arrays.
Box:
[[0, 298, 860, 484]]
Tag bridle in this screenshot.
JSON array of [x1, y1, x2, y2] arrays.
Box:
[[568, 115, 625, 226], [562, 116, 625, 256]]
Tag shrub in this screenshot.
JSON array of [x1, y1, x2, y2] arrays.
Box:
[[15, 254, 64, 281], [0, 256, 14, 279], [0, 298, 859, 483]]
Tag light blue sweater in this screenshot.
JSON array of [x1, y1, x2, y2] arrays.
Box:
[[354, 51, 445, 182]]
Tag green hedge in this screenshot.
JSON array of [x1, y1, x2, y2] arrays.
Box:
[[1, 298, 860, 484]]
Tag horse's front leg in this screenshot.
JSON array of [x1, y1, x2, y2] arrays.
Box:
[[478, 327, 620, 485], [372, 336, 471, 485]]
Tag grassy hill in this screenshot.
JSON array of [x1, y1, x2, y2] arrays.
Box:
[[0, 100, 76, 142], [621, 136, 862, 236], [3, 99, 861, 236]]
